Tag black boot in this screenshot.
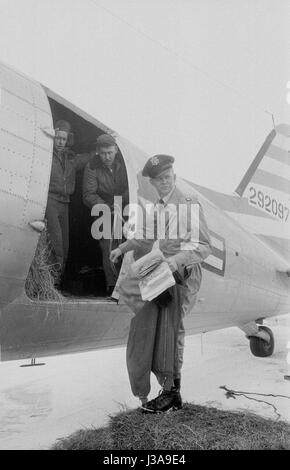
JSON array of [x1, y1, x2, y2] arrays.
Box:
[[173, 378, 181, 390], [170, 384, 183, 410], [141, 388, 183, 414]]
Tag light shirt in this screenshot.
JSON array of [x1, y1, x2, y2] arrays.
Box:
[[153, 185, 177, 244], [155, 185, 176, 207]]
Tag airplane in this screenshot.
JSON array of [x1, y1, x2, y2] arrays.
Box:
[[0, 61, 289, 364]]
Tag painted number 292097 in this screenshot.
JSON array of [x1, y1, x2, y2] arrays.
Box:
[[248, 186, 289, 221]]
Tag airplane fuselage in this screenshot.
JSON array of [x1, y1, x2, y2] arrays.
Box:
[[0, 61, 289, 361]]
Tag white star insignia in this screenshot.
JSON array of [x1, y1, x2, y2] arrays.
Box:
[[150, 156, 159, 166]]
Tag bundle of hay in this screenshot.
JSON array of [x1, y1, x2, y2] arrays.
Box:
[[25, 229, 64, 302]]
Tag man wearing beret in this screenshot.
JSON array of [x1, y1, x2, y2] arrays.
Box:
[[46, 120, 92, 287], [83, 134, 129, 296], [110, 155, 212, 413]]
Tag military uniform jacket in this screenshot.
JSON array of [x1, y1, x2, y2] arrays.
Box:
[[48, 149, 91, 203], [82, 154, 129, 209], [118, 186, 212, 319], [118, 186, 212, 397], [119, 186, 212, 281]]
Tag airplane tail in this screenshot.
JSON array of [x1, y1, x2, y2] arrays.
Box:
[[235, 123, 290, 263]]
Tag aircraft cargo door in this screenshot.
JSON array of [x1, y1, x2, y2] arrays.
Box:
[[0, 63, 53, 308]]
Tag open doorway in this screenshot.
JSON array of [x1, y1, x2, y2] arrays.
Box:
[[46, 97, 128, 298]]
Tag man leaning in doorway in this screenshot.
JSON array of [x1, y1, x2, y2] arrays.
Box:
[[82, 134, 129, 296], [46, 120, 91, 288], [110, 155, 212, 413]]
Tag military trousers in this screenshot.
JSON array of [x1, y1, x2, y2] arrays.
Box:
[[45, 196, 69, 277], [99, 237, 118, 291], [120, 263, 201, 399], [126, 289, 186, 398]]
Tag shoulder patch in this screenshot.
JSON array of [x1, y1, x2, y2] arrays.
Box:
[[182, 195, 199, 205]]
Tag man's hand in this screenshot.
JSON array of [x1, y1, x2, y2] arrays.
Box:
[[166, 257, 178, 273], [110, 248, 122, 263]]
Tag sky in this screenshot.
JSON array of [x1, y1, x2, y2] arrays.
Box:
[[0, 0, 289, 192]]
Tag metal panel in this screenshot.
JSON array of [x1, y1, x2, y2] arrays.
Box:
[[0, 300, 132, 361], [0, 63, 53, 308], [0, 64, 35, 105], [0, 144, 33, 180], [34, 107, 54, 152], [0, 107, 35, 143], [21, 200, 47, 227], [0, 192, 26, 226], [1, 89, 35, 123], [0, 131, 35, 170]]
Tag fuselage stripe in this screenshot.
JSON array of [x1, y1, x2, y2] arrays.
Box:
[[202, 230, 226, 276], [259, 156, 290, 181], [252, 169, 290, 195], [266, 144, 290, 166]]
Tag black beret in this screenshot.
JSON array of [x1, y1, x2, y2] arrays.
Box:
[[142, 154, 175, 178], [95, 134, 116, 148]]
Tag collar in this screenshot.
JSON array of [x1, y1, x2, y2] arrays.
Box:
[[155, 185, 176, 206], [102, 163, 115, 172], [54, 148, 70, 158]]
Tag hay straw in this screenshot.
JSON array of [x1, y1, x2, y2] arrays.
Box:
[[25, 229, 64, 302]]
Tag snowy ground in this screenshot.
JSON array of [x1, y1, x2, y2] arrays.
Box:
[[0, 314, 289, 450]]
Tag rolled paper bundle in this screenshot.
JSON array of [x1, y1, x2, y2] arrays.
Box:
[[130, 248, 165, 278], [139, 261, 176, 302]]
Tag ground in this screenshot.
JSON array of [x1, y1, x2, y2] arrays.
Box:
[[52, 403, 290, 450], [0, 315, 289, 450]]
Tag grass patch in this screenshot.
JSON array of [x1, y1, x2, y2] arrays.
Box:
[[52, 403, 290, 450]]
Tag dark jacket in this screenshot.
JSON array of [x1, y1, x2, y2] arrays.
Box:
[[82, 154, 129, 209], [48, 149, 91, 203]]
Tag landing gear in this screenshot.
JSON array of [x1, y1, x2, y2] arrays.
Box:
[[239, 322, 275, 358], [249, 325, 274, 357]]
